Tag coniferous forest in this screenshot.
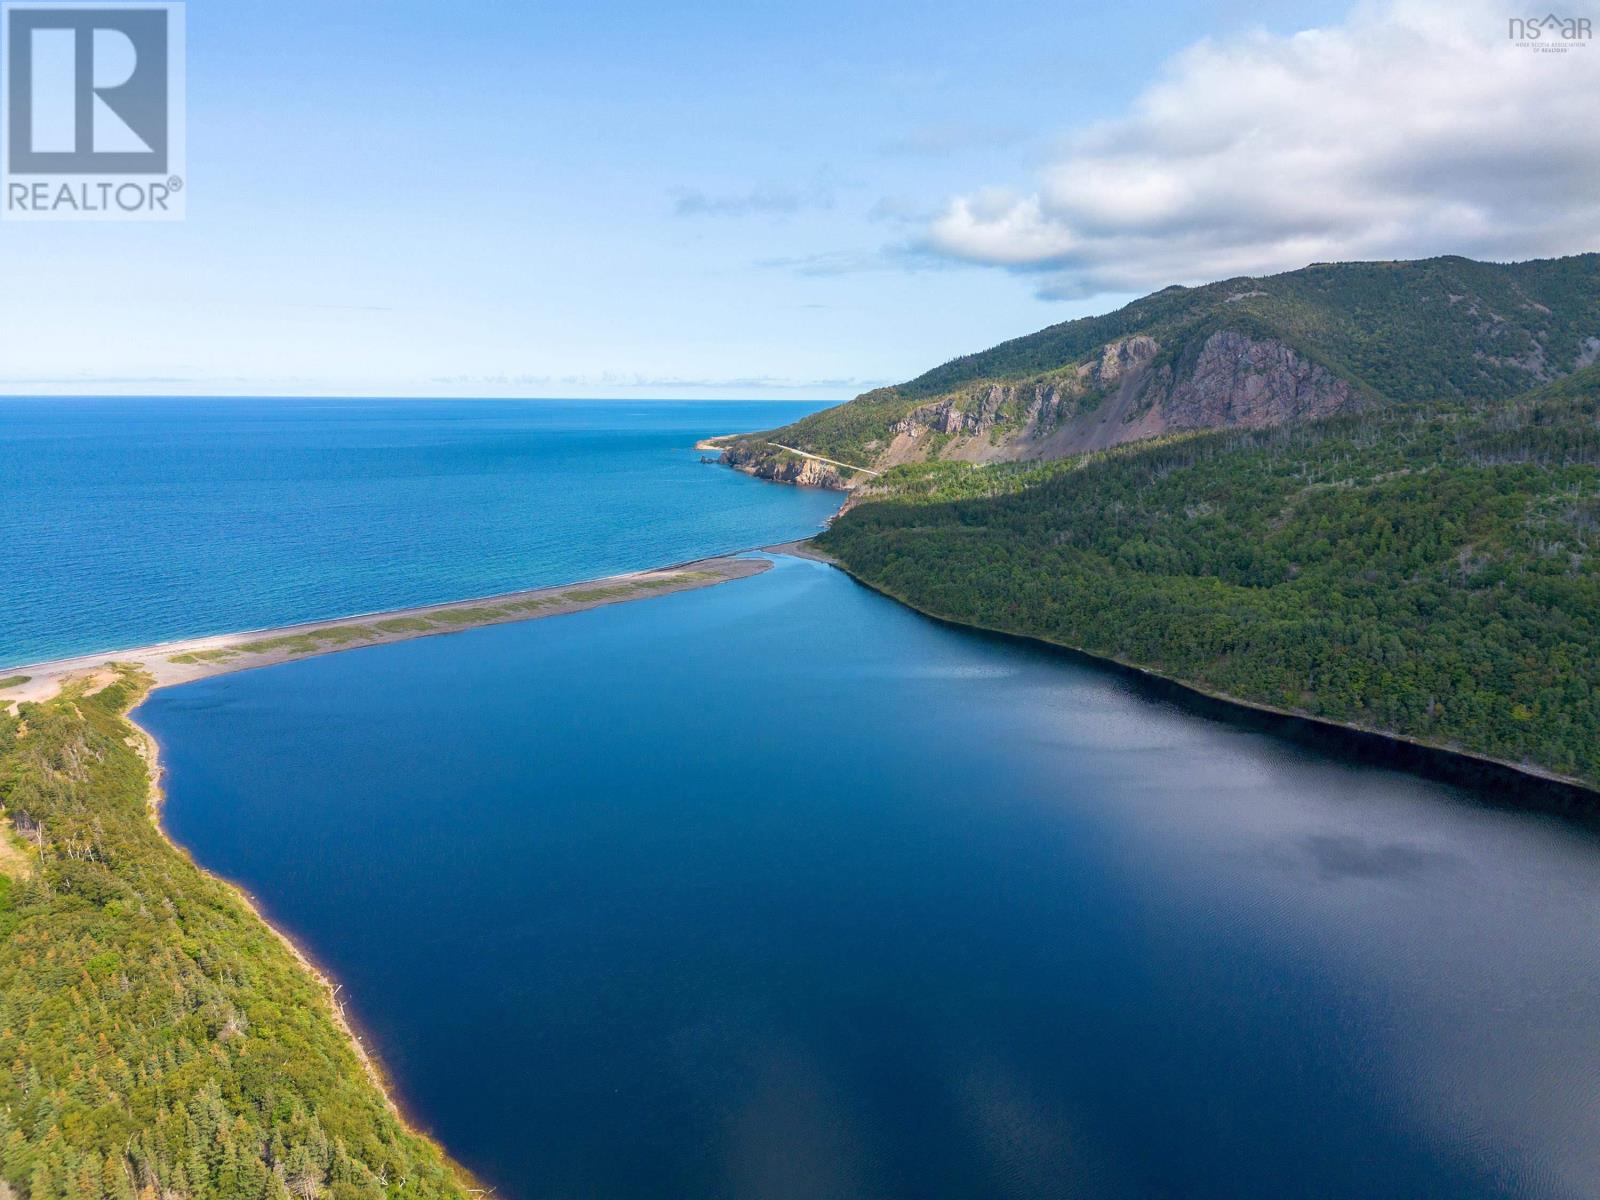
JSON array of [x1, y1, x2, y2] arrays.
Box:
[[0, 674, 473, 1200], [821, 369, 1600, 788]]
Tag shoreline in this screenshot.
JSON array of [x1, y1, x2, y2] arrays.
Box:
[[822, 554, 1600, 807], [4, 554, 774, 706], [127, 712, 438, 1137], [8, 550, 789, 1181], [26, 532, 1594, 1197]]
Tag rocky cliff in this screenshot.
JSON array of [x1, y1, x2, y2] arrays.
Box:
[[726, 329, 1358, 487], [720, 442, 848, 489], [717, 253, 1600, 490]]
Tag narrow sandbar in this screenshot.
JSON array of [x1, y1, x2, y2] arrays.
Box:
[[5, 555, 771, 704]]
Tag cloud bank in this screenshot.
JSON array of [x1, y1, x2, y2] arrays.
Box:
[[925, 0, 1600, 297]]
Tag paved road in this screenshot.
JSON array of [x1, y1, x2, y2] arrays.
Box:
[[768, 443, 881, 477]]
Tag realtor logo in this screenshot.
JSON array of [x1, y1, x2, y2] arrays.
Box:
[[1507, 12, 1592, 51], [2, 2, 185, 219]]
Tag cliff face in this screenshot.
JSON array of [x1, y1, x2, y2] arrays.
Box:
[[1165, 330, 1353, 425], [715, 253, 1600, 491], [774, 331, 1358, 486], [721, 442, 847, 489]]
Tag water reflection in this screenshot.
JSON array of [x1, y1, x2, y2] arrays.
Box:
[[140, 556, 1600, 1200]]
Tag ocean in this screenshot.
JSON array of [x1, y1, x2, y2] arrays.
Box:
[[16, 396, 1600, 1199], [0, 397, 841, 665]]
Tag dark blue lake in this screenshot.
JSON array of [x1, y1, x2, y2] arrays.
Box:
[[0, 398, 839, 665], [139, 556, 1600, 1200]]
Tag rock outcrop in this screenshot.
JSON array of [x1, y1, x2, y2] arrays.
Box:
[[1153, 330, 1354, 430], [871, 330, 1357, 478], [721, 442, 847, 489], [714, 253, 1600, 490]]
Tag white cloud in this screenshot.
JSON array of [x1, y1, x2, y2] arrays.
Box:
[[925, 0, 1600, 296]]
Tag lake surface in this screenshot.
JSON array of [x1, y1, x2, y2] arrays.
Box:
[[0, 398, 839, 665], [140, 556, 1600, 1200]]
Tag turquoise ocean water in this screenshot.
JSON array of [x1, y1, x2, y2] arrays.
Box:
[[0, 398, 841, 665]]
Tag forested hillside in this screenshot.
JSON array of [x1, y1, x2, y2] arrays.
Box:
[[819, 369, 1600, 788], [889, 254, 1600, 405], [722, 254, 1600, 481], [0, 674, 473, 1200]]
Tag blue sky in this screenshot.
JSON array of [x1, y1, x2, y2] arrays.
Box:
[[2, 0, 1593, 398]]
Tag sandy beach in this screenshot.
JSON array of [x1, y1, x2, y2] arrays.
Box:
[[2, 554, 772, 707]]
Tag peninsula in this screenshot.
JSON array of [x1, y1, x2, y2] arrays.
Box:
[[0, 553, 774, 1200]]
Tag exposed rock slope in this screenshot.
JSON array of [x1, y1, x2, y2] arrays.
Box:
[[720, 253, 1600, 487]]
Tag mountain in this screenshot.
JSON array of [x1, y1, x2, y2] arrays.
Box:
[[718, 254, 1600, 487], [815, 365, 1600, 790]]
